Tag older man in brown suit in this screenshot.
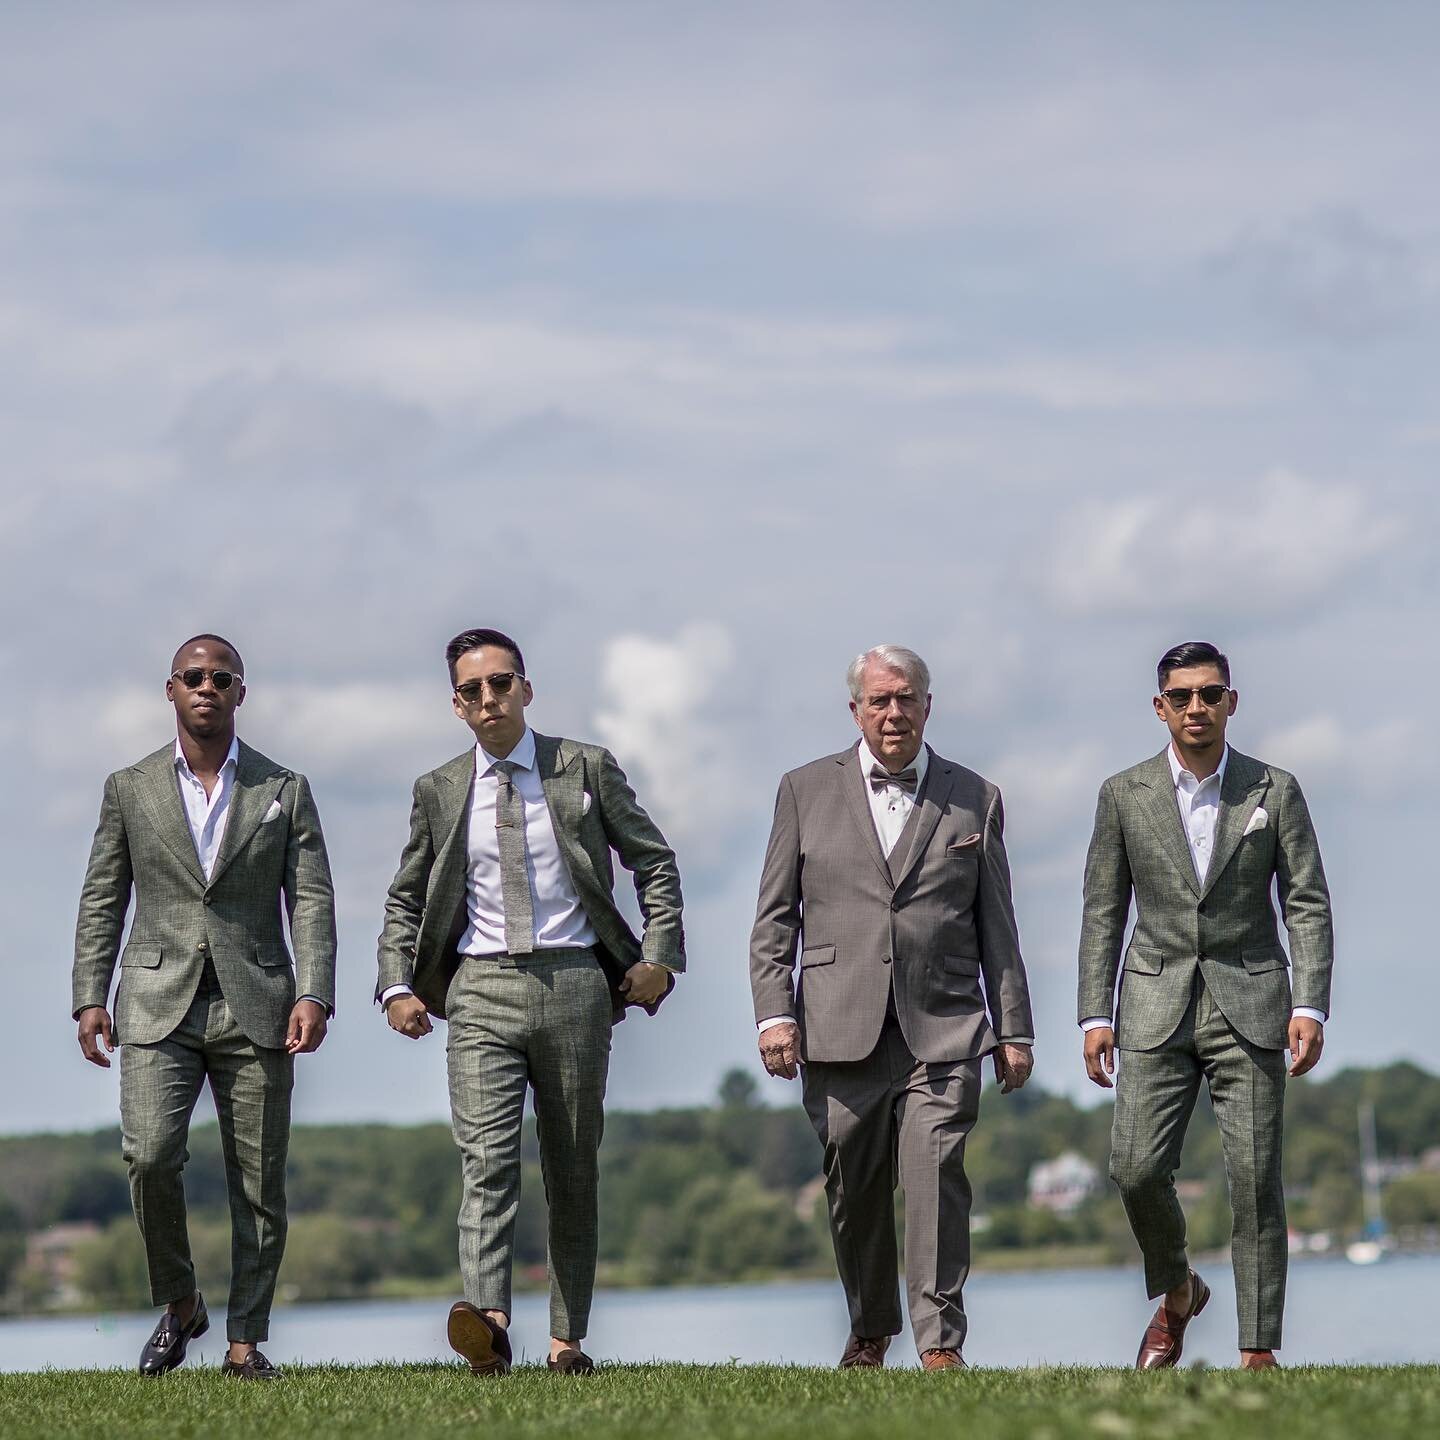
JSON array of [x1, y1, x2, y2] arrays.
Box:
[[749, 644, 1035, 1370]]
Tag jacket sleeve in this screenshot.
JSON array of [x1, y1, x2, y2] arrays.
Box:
[[72, 773, 134, 1018], [375, 780, 438, 1001], [284, 772, 338, 1016], [975, 788, 1035, 1042], [1274, 771, 1334, 1017], [595, 748, 686, 971], [748, 773, 803, 1025], [1076, 778, 1133, 1025]]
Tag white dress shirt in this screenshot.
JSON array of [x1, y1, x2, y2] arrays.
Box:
[[760, 740, 1032, 1046], [1080, 744, 1325, 1032], [381, 728, 595, 1007]]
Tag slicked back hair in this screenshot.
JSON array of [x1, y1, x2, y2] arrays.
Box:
[[847, 644, 931, 703], [172, 633, 244, 676], [446, 628, 525, 688], [1157, 640, 1230, 691]]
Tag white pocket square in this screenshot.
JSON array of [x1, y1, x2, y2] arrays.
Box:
[[261, 799, 283, 824], [582, 791, 593, 815], [1243, 807, 1269, 836]]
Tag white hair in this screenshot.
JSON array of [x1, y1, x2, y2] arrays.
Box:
[[846, 645, 931, 702]]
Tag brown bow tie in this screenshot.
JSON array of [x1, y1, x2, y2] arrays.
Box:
[[869, 765, 918, 796]]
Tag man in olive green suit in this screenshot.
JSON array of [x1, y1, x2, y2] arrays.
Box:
[[72, 634, 336, 1380], [376, 627, 684, 1377], [1077, 641, 1333, 1371]]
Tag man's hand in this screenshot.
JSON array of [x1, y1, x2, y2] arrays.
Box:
[[386, 993, 433, 1040], [1288, 1016, 1324, 1078], [759, 1021, 801, 1080], [1083, 1026, 1116, 1088], [619, 961, 669, 1008], [993, 1042, 1033, 1094], [286, 999, 329, 1055], [77, 1007, 114, 1068]]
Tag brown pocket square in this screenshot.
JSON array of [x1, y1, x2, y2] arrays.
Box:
[[947, 834, 982, 853]]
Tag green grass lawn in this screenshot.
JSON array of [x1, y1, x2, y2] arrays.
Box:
[[2, 1364, 1438, 1440]]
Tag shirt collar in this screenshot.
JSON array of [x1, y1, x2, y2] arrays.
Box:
[[174, 736, 240, 778], [1168, 742, 1228, 792], [857, 737, 929, 787], [477, 725, 536, 775]]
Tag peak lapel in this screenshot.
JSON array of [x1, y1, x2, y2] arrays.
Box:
[[890, 751, 954, 891], [432, 748, 478, 863], [1128, 752, 1201, 898], [1199, 751, 1270, 901], [206, 743, 283, 887], [837, 750, 893, 886], [133, 746, 207, 888]]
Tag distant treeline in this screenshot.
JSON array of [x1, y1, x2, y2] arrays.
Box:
[[4, 1063, 1440, 1313]]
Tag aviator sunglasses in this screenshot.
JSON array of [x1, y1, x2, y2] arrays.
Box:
[[171, 668, 243, 691], [1160, 684, 1230, 709], [455, 671, 522, 703]]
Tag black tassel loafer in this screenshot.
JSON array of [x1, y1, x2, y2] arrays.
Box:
[[138, 1293, 210, 1376]]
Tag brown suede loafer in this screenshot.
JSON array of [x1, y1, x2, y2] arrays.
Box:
[[839, 1334, 890, 1369], [1135, 1270, 1210, 1370], [921, 1348, 968, 1371], [547, 1347, 596, 1375], [220, 1349, 281, 1381], [448, 1301, 513, 1376]]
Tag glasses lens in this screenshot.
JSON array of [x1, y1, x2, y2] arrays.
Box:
[[1162, 688, 1190, 708], [1198, 684, 1228, 705], [457, 673, 515, 703], [211, 671, 235, 691], [456, 683, 482, 703], [488, 673, 514, 695]]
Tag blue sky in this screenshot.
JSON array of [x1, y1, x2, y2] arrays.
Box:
[[3, 2, 1438, 1133]]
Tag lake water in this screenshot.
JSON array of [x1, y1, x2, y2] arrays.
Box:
[[3, 1256, 1436, 1372]]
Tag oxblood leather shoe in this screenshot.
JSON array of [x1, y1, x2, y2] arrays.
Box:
[[1240, 1350, 1279, 1370], [921, 1349, 968, 1371], [839, 1334, 890, 1369], [547, 1347, 596, 1375], [448, 1301, 513, 1376], [1135, 1270, 1210, 1370], [220, 1349, 281, 1381], [138, 1293, 209, 1376]]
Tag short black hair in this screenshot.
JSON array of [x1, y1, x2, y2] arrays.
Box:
[[173, 633, 244, 676], [446, 628, 525, 687], [1157, 641, 1230, 691]]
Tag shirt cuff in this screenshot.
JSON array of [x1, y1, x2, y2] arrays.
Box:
[[297, 995, 328, 1011], [1080, 1016, 1113, 1032], [757, 1015, 796, 1034], [379, 984, 414, 1007], [1292, 1007, 1327, 1024]]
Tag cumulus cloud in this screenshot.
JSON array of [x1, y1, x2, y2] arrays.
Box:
[[1255, 714, 1422, 794]]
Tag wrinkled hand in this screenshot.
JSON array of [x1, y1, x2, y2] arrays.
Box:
[[286, 998, 329, 1055], [619, 961, 669, 1008], [77, 1007, 114, 1068], [759, 1021, 801, 1080], [993, 1042, 1033, 1094], [1083, 1027, 1116, 1089], [386, 994, 433, 1040], [1288, 1016, 1324, 1078]]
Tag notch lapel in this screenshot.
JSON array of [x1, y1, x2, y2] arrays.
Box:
[[207, 743, 284, 887], [890, 749, 954, 891], [133, 746, 207, 889], [1199, 750, 1270, 901], [837, 749, 893, 886], [1128, 752, 1202, 898]]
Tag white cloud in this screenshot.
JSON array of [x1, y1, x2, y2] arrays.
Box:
[[1255, 715, 1422, 794]]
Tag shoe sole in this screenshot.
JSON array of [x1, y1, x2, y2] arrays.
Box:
[[448, 1305, 509, 1376]]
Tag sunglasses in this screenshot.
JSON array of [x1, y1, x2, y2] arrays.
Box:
[[455, 672, 522, 704], [1160, 684, 1229, 709], [172, 668, 243, 691]]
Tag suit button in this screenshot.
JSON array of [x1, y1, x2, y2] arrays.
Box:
[[197, 942, 209, 954], [203, 895, 213, 907], [882, 955, 892, 965], [1198, 952, 1207, 962]]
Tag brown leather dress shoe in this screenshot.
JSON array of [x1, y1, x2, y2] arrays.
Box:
[[1240, 1350, 1279, 1370], [547, 1347, 596, 1375], [1135, 1270, 1210, 1370], [921, 1349, 968, 1371], [220, 1349, 281, 1381], [839, 1334, 890, 1369], [448, 1301, 513, 1376]]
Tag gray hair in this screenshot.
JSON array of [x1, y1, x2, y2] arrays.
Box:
[[847, 645, 931, 702]]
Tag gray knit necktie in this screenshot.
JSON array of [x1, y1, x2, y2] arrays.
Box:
[[492, 761, 534, 955]]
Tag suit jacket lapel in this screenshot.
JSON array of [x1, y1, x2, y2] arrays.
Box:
[[431, 748, 477, 870], [207, 742, 283, 887], [536, 733, 590, 879], [837, 749, 893, 886], [890, 748, 954, 891], [133, 745, 207, 888], [1129, 751, 1202, 898], [1199, 749, 1269, 900]]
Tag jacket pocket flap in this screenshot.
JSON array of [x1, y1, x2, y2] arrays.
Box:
[[947, 835, 982, 855], [800, 945, 836, 968], [943, 953, 981, 976], [120, 946, 162, 968], [1241, 947, 1288, 974], [254, 944, 292, 968], [1123, 947, 1163, 976]]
